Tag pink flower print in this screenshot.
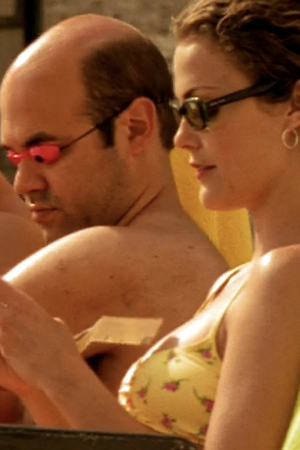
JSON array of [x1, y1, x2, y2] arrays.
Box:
[[164, 349, 182, 364], [162, 379, 187, 392], [163, 381, 179, 392], [201, 349, 212, 359], [166, 349, 176, 362], [161, 413, 176, 429], [138, 387, 147, 399], [202, 398, 214, 412], [196, 345, 216, 365], [193, 389, 215, 412], [137, 383, 149, 404]]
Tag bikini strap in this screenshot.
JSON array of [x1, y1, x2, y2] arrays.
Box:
[[194, 263, 248, 316]]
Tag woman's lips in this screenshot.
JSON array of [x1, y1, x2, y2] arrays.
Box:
[[190, 162, 216, 180]]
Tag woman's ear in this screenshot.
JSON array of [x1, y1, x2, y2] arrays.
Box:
[[291, 80, 300, 110], [286, 80, 300, 129], [118, 97, 157, 155]]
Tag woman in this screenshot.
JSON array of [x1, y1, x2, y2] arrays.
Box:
[[0, 1, 299, 449], [119, 0, 300, 444], [119, 1, 300, 448], [119, 2, 300, 449]]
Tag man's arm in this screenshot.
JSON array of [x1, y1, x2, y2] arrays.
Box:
[[0, 279, 150, 432]]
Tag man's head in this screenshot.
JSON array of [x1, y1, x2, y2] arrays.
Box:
[[0, 14, 177, 243]]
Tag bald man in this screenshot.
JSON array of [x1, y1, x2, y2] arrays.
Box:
[[0, 14, 228, 421]]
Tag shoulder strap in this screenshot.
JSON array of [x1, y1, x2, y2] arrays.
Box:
[[194, 263, 248, 316]]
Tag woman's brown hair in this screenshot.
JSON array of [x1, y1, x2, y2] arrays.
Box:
[[173, 0, 300, 102]]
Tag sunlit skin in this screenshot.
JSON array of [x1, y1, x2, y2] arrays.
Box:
[[169, 35, 300, 354], [0, 53, 136, 244], [166, 34, 300, 450], [173, 36, 293, 218]]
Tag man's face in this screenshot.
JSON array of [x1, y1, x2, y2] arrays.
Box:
[[0, 62, 132, 243]]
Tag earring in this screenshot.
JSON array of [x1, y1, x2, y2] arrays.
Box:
[[282, 128, 299, 149]]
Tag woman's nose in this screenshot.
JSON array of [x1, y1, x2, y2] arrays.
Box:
[[174, 118, 202, 153]]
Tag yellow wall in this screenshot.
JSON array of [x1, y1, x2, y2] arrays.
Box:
[[171, 148, 253, 268]]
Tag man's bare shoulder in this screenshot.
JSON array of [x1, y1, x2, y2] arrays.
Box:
[[5, 216, 227, 279], [4, 221, 227, 333], [4, 226, 140, 327]]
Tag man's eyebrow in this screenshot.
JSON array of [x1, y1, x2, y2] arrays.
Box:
[[0, 131, 59, 152], [23, 132, 59, 147]]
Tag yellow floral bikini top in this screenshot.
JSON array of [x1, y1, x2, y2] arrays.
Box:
[[118, 265, 248, 447]]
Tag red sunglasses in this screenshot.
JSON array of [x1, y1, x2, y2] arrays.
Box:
[[5, 100, 148, 166], [7, 145, 60, 165], [6, 124, 100, 166]]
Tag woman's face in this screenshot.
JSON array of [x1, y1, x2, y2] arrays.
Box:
[[173, 36, 291, 212]]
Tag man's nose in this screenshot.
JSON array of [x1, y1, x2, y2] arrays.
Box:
[[13, 159, 47, 197]]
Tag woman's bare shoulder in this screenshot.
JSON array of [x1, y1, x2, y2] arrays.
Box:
[[250, 245, 300, 289]]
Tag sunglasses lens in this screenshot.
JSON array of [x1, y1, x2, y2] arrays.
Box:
[[6, 150, 22, 165], [169, 99, 205, 130], [169, 99, 182, 124], [29, 145, 60, 164], [185, 101, 205, 130]]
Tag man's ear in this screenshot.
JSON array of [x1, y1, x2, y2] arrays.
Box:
[[118, 97, 157, 155]]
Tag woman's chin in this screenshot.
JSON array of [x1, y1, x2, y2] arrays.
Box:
[[199, 190, 242, 212]]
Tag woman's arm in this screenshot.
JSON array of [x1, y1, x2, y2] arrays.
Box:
[[205, 249, 300, 450], [21, 359, 151, 432]]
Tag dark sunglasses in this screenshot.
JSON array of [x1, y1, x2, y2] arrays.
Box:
[[169, 80, 279, 131], [6, 106, 126, 166]]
